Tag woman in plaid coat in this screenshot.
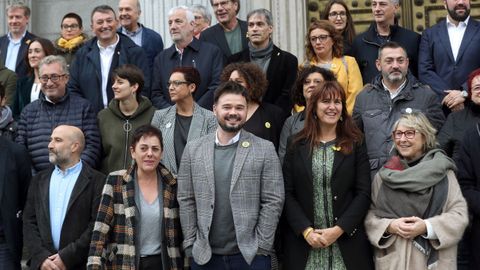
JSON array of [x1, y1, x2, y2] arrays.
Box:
[[87, 124, 186, 270]]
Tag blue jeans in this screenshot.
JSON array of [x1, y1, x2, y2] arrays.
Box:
[[191, 254, 271, 270]]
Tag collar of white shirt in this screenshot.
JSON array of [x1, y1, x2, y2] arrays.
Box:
[[215, 130, 241, 146]]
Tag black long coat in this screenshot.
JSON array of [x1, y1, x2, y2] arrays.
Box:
[[282, 138, 374, 270]]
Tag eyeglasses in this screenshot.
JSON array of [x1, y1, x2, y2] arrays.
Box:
[[310, 35, 331, 43], [39, 74, 67, 83], [61, 24, 80, 30], [212, 0, 230, 9], [328, 11, 347, 18], [167, 80, 189, 87], [392, 130, 417, 139]]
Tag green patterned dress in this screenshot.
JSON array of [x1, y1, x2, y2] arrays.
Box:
[[305, 141, 347, 270]]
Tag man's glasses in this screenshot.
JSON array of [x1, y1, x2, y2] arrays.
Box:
[[392, 130, 417, 139], [39, 74, 67, 83], [167, 80, 189, 87]]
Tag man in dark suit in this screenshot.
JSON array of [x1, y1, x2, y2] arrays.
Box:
[[23, 125, 105, 270], [200, 0, 248, 59], [117, 0, 164, 71], [151, 6, 223, 110], [419, 0, 480, 113], [0, 137, 31, 270], [0, 2, 37, 79], [351, 0, 420, 84], [228, 8, 298, 115], [67, 5, 150, 113]]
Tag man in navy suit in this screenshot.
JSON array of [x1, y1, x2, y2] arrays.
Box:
[[117, 0, 164, 71], [419, 0, 480, 112], [0, 2, 37, 79]]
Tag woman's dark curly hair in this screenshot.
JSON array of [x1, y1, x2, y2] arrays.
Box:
[[220, 62, 268, 104], [292, 66, 336, 106]]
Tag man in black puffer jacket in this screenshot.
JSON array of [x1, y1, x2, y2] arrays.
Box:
[[16, 55, 100, 174]]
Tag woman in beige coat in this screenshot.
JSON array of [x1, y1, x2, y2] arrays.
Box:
[[364, 112, 468, 270]]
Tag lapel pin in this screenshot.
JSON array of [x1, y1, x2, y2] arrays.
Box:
[[332, 145, 342, 152], [166, 122, 172, 128], [242, 141, 250, 148], [265, 122, 271, 128]]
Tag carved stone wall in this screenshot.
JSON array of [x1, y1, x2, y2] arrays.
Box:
[[307, 0, 480, 34]]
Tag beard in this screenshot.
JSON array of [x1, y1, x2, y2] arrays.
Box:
[[447, 5, 470, 22], [218, 114, 245, 133], [49, 151, 69, 166], [384, 69, 406, 84]]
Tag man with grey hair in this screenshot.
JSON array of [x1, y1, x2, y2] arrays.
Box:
[[228, 8, 298, 115], [0, 2, 37, 78], [190, 4, 212, 38], [200, 0, 247, 59], [151, 5, 223, 110], [351, 0, 420, 84], [118, 0, 164, 70], [67, 4, 150, 114], [16, 55, 101, 173], [23, 125, 105, 270]]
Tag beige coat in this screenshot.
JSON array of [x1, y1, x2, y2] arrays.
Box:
[[365, 170, 468, 270]]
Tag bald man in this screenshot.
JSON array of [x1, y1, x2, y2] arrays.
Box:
[[118, 0, 164, 71], [23, 125, 105, 270]]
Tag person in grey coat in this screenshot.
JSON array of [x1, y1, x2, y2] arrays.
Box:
[[278, 66, 336, 163], [353, 42, 444, 175], [151, 67, 216, 176], [177, 82, 284, 269]]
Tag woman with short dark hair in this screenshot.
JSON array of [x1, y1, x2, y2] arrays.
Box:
[[151, 66, 216, 175], [97, 64, 155, 174], [88, 124, 186, 270], [55, 12, 88, 65]]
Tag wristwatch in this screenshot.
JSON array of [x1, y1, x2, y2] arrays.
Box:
[[462, 90, 469, 98]]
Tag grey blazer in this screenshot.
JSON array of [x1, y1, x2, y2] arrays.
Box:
[[151, 103, 217, 176], [177, 130, 285, 265]]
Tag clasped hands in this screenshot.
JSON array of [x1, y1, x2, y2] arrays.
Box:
[[304, 225, 343, 249], [40, 253, 66, 270], [442, 90, 465, 112], [387, 216, 427, 239]]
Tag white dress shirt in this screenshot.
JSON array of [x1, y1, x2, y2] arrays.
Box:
[[446, 16, 469, 62], [97, 35, 120, 108]]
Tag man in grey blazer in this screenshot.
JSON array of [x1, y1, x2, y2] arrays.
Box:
[[177, 81, 284, 269]]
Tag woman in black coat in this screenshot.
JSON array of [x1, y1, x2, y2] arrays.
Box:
[[282, 81, 373, 270]]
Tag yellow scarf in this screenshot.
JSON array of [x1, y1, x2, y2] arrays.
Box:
[[57, 35, 85, 50]]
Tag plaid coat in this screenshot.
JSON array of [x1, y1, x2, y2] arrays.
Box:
[[87, 163, 186, 270]]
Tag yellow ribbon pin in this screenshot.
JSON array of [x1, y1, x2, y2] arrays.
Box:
[[265, 122, 271, 128]]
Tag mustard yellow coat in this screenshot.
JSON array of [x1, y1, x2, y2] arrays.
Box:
[[303, 56, 363, 114]]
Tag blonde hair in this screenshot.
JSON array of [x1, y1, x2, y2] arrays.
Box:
[[392, 112, 437, 152]]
